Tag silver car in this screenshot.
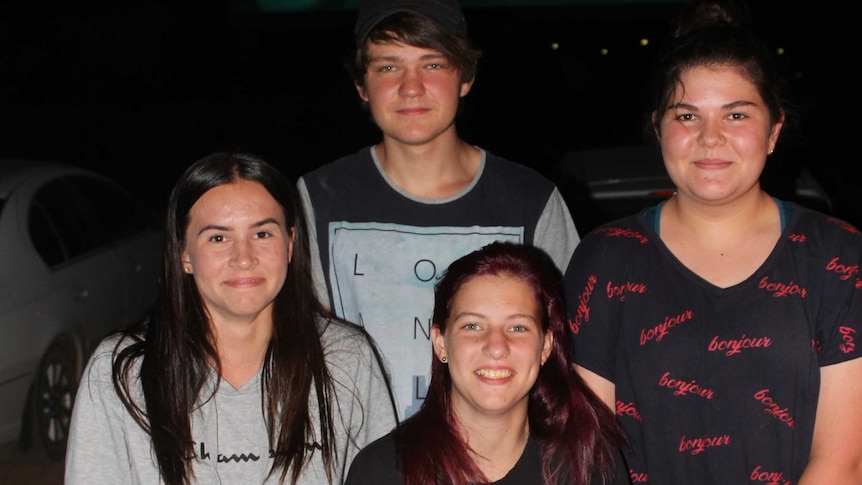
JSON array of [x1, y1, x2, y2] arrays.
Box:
[[0, 160, 163, 460]]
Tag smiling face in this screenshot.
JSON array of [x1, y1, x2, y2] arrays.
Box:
[[432, 273, 552, 421], [357, 40, 473, 147], [656, 64, 783, 205], [181, 179, 294, 330]]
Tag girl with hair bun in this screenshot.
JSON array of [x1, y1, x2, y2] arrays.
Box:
[[566, 0, 862, 483]]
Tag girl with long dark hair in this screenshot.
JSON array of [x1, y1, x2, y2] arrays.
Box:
[[65, 152, 397, 485]]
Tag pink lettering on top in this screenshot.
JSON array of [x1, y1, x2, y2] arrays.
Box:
[[629, 469, 648, 483], [658, 371, 714, 399], [827, 217, 861, 235], [567, 274, 596, 335], [639, 310, 694, 345], [606, 280, 647, 302], [594, 226, 650, 243], [707, 334, 772, 356], [839, 325, 858, 354], [678, 433, 731, 455], [787, 233, 807, 243], [615, 400, 643, 422], [825, 256, 860, 281], [753, 389, 795, 429], [750, 465, 791, 485], [758, 276, 807, 298]]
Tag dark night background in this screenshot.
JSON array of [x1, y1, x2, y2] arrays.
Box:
[[0, 0, 855, 228]]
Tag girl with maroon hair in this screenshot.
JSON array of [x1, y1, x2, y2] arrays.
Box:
[[345, 242, 629, 485]]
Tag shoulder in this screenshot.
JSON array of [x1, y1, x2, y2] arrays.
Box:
[[565, 213, 653, 283], [355, 432, 396, 459], [785, 203, 862, 256], [85, 333, 139, 375], [345, 433, 399, 484], [300, 147, 373, 184], [318, 315, 373, 347], [792, 204, 861, 237], [298, 147, 380, 208], [477, 152, 564, 213], [77, 333, 143, 408], [481, 151, 557, 192], [318, 316, 382, 368], [579, 213, 652, 250]]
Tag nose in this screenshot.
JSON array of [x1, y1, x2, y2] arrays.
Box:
[[230, 239, 256, 270], [398, 67, 426, 98], [483, 328, 510, 360], [697, 116, 725, 148]]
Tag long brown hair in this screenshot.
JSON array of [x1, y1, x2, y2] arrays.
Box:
[[112, 152, 337, 485]]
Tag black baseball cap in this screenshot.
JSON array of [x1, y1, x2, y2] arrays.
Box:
[[354, 0, 468, 47]]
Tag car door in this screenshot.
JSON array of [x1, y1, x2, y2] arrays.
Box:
[[30, 175, 130, 349], [59, 175, 162, 327]]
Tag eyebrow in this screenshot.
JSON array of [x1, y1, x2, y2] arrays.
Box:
[[668, 99, 758, 111], [196, 217, 281, 236], [453, 311, 538, 322], [367, 52, 446, 63]]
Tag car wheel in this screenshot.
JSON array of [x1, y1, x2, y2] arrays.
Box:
[[32, 339, 78, 461]]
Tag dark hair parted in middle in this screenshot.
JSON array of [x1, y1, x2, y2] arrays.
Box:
[[111, 152, 337, 485]]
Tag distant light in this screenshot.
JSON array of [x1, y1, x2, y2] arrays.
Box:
[[551, 42, 559, 50], [640, 38, 649, 47], [600, 48, 609, 56], [776, 47, 785, 55]]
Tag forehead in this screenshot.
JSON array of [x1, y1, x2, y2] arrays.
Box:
[[366, 40, 444, 60], [188, 179, 283, 224], [453, 273, 537, 305], [677, 64, 758, 94]]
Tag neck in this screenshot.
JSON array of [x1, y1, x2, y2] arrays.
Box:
[[664, 188, 776, 236], [455, 408, 530, 482], [375, 136, 480, 199], [210, 314, 273, 389]]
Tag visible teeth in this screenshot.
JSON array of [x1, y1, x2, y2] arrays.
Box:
[[475, 369, 512, 379]]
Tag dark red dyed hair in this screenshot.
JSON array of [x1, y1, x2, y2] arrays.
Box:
[[392, 241, 627, 485]]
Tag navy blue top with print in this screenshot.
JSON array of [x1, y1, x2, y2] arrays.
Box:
[[297, 146, 579, 421]]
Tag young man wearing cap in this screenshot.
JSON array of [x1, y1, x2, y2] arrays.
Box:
[[296, 0, 580, 421]]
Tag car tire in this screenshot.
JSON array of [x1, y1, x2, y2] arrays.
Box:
[[31, 338, 78, 461]]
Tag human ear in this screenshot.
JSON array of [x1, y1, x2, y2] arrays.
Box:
[[180, 249, 193, 275], [356, 83, 369, 102], [459, 78, 475, 98], [431, 326, 447, 363], [651, 111, 661, 140], [541, 331, 553, 366], [287, 227, 295, 264], [767, 110, 785, 155]]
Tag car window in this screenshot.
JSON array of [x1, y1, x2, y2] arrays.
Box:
[[30, 177, 104, 264], [28, 201, 67, 267], [62, 175, 158, 244], [29, 174, 160, 268]]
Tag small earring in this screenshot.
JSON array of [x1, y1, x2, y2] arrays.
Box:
[[184, 266, 192, 274], [441, 356, 447, 363]]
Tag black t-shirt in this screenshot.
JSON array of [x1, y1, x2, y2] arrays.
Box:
[[567, 201, 862, 483], [344, 432, 630, 485]]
